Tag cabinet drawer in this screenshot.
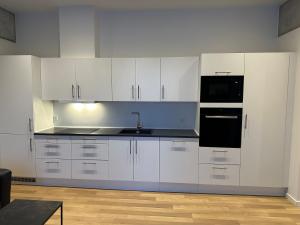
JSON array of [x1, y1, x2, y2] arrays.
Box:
[[36, 159, 71, 179], [199, 147, 240, 165], [72, 143, 108, 160], [72, 160, 109, 180], [36, 142, 71, 159], [199, 164, 240, 186]]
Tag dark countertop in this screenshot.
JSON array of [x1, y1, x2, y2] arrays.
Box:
[[34, 127, 199, 138]]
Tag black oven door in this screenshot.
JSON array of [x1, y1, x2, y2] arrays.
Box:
[[199, 108, 243, 148], [200, 76, 244, 103]]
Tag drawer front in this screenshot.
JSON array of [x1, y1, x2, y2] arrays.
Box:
[[36, 142, 71, 159], [199, 164, 240, 186], [72, 143, 109, 160], [36, 159, 71, 179], [199, 147, 240, 165], [72, 160, 109, 180]]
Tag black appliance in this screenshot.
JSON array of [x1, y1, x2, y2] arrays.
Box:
[[200, 76, 244, 103], [199, 108, 243, 148]]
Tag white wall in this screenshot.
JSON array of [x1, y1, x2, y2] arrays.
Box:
[[14, 6, 279, 57], [0, 38, 16, 55], [279, 27, 300, 205], [15, 11, 59, 57]]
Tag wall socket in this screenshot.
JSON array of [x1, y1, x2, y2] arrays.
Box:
[[53, 115, 59, 122]]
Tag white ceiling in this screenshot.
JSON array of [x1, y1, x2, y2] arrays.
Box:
[[0, 0, 287, 12]]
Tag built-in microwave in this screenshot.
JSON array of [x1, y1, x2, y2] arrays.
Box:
[[200, 76, 244, 103]]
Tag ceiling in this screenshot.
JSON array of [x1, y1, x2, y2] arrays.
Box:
[[0, 0, 287, 13]]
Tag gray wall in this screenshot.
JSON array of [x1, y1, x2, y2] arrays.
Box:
[[14, 6, 279, 57], [53, 102, 197, 129]]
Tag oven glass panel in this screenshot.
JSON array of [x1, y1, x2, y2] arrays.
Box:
[[200, 76, 244, 103], [199, 108, 243, 148]]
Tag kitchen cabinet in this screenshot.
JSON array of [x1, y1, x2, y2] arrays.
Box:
[[112, 58, 136, 101], [36, 159, 71, 179], [0, 56, 50, 178], [0, 134, 35, 178], [109, 137, 159, 182], [161, 57, 199, 102], [160, 138, 198, 184], [42, 58, 112, 101], [75, 59, 112, 101], [240, 53, 290, 188], [201, 53, 245, 76], [41, 58, 75, 101], [136, 58, 161, 102]]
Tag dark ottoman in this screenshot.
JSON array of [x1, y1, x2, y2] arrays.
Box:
[[0, 169, 12, 208]]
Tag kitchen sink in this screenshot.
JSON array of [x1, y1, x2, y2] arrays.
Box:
[[119, 128, 153, 135]]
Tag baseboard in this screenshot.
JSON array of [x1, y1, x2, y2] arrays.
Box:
[[286, 193, 300, 206]]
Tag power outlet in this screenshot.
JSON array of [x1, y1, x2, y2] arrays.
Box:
[[53, 115, 59, 122]]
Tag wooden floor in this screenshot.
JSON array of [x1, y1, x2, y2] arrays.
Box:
[[11, 185, 300, 225]]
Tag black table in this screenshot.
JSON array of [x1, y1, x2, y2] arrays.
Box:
[[0, 199, 63, 225]]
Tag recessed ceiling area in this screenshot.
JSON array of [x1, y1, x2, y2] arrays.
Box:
[[0, 0, 287, 12]]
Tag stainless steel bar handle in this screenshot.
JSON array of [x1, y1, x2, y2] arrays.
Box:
[[29, 138, 33, 152], [138, 85, 140, 100], [136, 140, 138, 155], [81, 145, 97, 149], [72, 85, 75, 99], [205, 115, 238, 119], [131, 85, 135, 100], [77, 85, 80, 99], [83, 162, 97, 165], [28, 118, 32, 132], [45, 161, 60, 164], [215, 72, 232, 75], [212, 167, 227, 170], [45, 144, 59, 148], [213, 150, 228, 153], [162, 85, 165, 99], [130, 140, 132, 155], [244, 114, 248, 129]]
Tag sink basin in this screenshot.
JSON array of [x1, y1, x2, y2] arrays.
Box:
[[119, 128, 153, 135]]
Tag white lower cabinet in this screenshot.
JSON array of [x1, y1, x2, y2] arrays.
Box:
[[160, 138, 198, 184], [199, 164, 240, 186], [109, 137, 159, 182], [72, 160, 109, 180], [36, 159, 71, 179], [199, 147, 240, 165]]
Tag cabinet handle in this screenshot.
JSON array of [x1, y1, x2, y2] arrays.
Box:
[[72, 85, 75, 98], [136, 140, 138, 155], [138, 85, 140, 100], [212, 150, 228, 153], [29, 138, 33, 152], [45, 161, 59, 164], [215, 72, 232, 75], [162, 85, 165, 99], [131, 85, 135, 100], [130, 140, 132, 155], [205, 115, 238, 119], [77, 85, 80, 99], [28, 118, 33, 133], [212, 167, 227, 170], [83, 162, 97, 165], [81, 145, 97, 149], [244, 114, 248, 130], [45, 144, 59, 148]]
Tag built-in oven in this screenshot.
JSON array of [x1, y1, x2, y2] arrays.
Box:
[[199, 108, 243, 148], [200, 76, 244, 103]]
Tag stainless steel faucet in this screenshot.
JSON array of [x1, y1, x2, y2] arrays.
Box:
[[131, 112, 143, 130]]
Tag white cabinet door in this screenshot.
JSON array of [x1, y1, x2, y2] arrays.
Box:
[[0, 56, 33, 134], [161, 57, 199, 102], [136, 58, 161, 102], [240, 53, 290, 188], [75, 59, 112, 101], [160, 138, 198, 184], [109, 138, 134, 181], [112, 58, 136, 101], [0, 134, 35, 178], [201, 53, 245, 75], [41, 58, 76, 101], [134, 138, 159, 182]]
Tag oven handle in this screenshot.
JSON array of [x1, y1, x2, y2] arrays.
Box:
[[204, 115, 239, 119]]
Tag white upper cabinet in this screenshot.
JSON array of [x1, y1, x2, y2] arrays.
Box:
[[112, 58, 136, 101], [201, 53, 245, 76], [240, 53, 290, 188], [42, 58, 76, 101], [0, 56, 33, 134], [75, 59, 112, 101], [136, 58, 161, 102], [161, 57, 199, 102]]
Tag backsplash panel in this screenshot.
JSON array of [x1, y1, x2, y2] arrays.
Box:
[[54, 102, 197, 129]]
